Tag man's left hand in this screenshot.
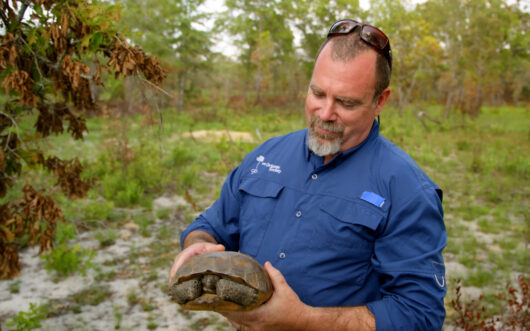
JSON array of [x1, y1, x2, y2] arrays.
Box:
[[217, 262, 309, 331]]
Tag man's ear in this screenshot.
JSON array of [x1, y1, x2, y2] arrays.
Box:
[[374, 88, 391, 116]]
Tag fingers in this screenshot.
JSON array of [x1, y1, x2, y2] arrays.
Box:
[[169, 243, 225, 282], [206, 243, 226, 253], [264, 261, 287, 289]]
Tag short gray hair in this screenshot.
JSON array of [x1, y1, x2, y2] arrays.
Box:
[[315, 30, 391, 102]]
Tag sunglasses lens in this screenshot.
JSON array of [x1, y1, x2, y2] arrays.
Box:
[[327, 19, 392, 70], [360, 25, 389, 50], [329, 20, 359, 35]]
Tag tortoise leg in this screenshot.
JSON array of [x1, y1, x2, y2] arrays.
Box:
[[169, 279, 202, 304], [216, 278, 258, 307]]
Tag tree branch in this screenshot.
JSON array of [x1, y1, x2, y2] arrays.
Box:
[[0, 8, 10, 29], [17, 2, 29, 25], [0, 111, 26, 150], [136, 72, 172, 97], [19, 36, 46, 82]]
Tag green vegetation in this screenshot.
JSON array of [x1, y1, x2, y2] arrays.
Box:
[[71, 284, 113, 307], [381, 106, 529, 313], [41, 244, 96, 278], [6, 303, 47, 331], [40, 105, 530, 297], [2, 102, 527, 329]]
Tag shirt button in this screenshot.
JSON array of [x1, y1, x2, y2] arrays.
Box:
[[296, 211, 302, 217], [311, 173, 318, 180], [279, 252, 286, 259]]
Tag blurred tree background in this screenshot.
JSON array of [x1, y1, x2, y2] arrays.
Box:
[[117, 0, 528, 112]]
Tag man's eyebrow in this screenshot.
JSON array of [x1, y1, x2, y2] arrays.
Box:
[[336, 95, 363, 106], [310, 84, 363, 106], [309, 84, 323, 93]]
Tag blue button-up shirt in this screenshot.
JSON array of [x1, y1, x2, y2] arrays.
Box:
[[181, 121, 447, 330]]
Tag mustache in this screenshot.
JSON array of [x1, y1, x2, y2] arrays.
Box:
[[310, 116, 344, 134]]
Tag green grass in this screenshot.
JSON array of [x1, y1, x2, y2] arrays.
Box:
[[2, 104, 528, 325]]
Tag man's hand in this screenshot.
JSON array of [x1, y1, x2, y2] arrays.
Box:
[[217, 262, 309, 331], [169, 232, 225, 283], [217, 262, 376, 331]]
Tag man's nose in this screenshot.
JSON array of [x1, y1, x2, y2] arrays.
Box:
[[319, 99, 336, 121]]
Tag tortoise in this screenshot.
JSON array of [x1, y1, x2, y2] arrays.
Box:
[[168, 251, 273, 311]]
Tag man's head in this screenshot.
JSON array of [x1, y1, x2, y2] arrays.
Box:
[[305, 20, 392, 160]]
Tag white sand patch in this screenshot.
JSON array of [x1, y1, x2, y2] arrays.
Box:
[[445, 261, 468, 277], [153, 195, 188, 210], [172, 130, 255, 143], [0, 247, 93, 317], [0, 219, 233, 331]]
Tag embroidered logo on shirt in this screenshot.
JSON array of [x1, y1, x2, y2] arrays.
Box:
[[250, 155, 282, 174]]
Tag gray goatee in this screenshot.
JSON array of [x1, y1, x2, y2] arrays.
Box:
[[307, 116, 344, 157]]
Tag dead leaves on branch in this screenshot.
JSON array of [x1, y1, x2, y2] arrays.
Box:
[[0, 0, 167, 279], [0, 112, 22, 198], [0, 33, 17, 70], [1, 70, 38, 106], [0, 185, 64, 279], [35, 102, 88, 140], [30, 0, 56, 10], [39, 155, 93, 199], [108, 36, 167, 85], [55, 55, 95, 111]]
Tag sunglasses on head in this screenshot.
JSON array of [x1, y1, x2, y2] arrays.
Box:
[[327, 19, 392, 70]]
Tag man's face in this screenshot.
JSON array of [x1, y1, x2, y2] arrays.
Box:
[[305, 43, 390, 160]]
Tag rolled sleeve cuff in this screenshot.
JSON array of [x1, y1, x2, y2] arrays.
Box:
[[366, 300, 394, 331], [366, 296, 444, 331], [179, 220, 220, 250]]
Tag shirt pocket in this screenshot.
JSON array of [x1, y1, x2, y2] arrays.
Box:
[[314, 197, 384, 254], [238, 177, 284, 255]]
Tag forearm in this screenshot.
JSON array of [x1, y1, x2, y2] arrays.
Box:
[[219, 261, 376, 331], [300, 305, 375, 331], [182, 230, 218, 249]]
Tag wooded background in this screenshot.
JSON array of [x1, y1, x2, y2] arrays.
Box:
[[114, 0, 528, 115]]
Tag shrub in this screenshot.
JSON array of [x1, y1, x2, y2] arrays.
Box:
[[41, 244, 95, 277], [6, 303, 47, 331], [449, 277, 529, 330]]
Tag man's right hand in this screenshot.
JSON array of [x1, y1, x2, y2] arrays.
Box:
[[169, 240, 225, 283]]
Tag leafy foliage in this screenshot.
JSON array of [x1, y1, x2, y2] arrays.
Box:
[[0, 185, 63, 278], [0, 0, 166, 279], [5, 302, 47, 331], [41, 243, 95, 277], [450, 277, 529, 330]]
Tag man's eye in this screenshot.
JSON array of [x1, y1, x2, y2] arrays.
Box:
[[312, 91, 324, 97]]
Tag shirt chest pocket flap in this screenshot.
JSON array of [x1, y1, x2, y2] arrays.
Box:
[[239, 177, 284, 199], [317, 198, 384, 249]]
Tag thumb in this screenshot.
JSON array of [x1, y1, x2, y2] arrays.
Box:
[[264, 261, 287, 289]]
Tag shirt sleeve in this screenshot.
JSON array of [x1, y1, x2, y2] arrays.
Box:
[[365, 186, 447, 331], [180, 166, 242, 251]]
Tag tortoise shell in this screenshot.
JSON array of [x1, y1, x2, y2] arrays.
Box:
[[168, 251, 273, 311]]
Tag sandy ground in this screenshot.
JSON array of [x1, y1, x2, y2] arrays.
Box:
[[0, 196, 234, 331]]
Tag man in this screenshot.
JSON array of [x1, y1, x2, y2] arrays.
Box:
[[170, 19, 447, 330]]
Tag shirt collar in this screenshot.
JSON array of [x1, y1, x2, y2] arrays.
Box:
[[304, 120, 380, 163]]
